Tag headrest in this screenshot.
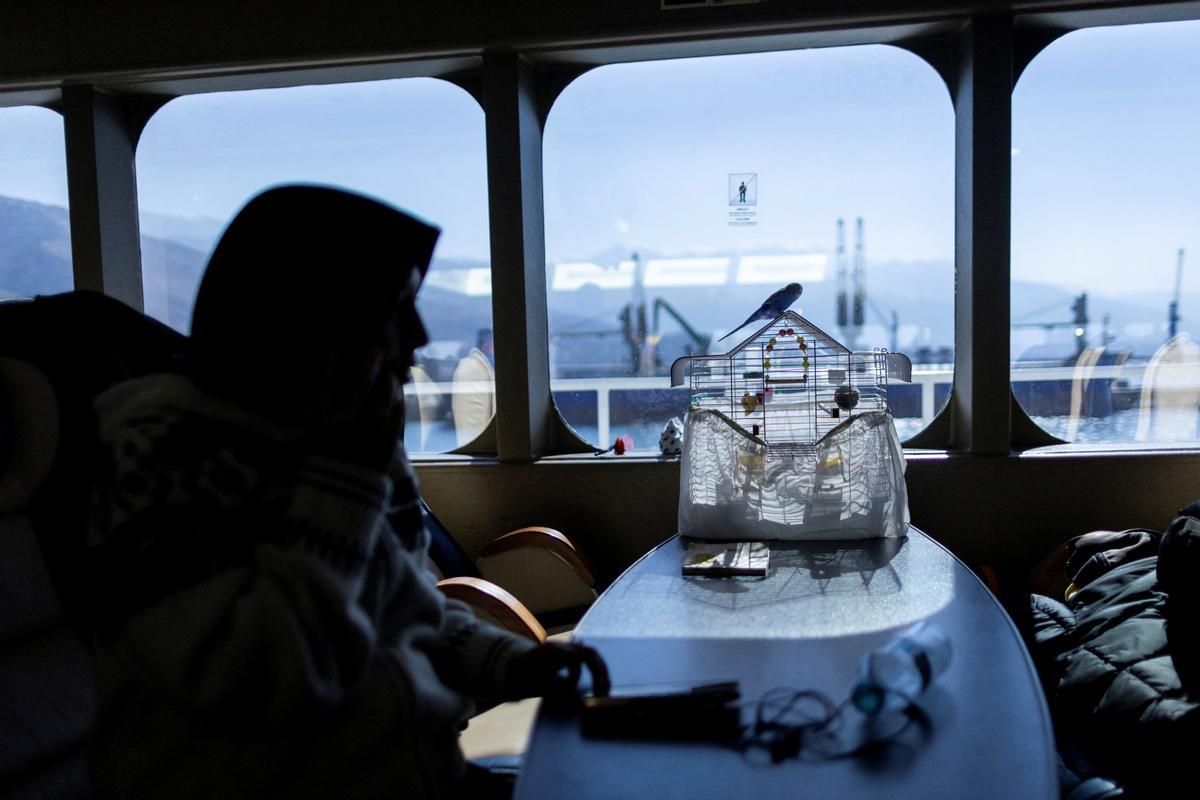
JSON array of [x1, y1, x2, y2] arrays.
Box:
[[0, 358, 60, 514]]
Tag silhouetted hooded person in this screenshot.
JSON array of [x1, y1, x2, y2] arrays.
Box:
[[87, 186, 604, 800], [189, 185, 438, 436]]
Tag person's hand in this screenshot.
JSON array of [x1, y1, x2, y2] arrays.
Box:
[[507, 641, 610, 700]]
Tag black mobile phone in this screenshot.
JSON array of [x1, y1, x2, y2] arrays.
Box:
[[580, 682, 742, 742]]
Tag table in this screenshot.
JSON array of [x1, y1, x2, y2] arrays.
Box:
[[515, 528, 1057, 800]]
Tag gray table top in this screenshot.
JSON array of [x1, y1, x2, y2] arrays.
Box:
[[515, 528, 1057, 800]]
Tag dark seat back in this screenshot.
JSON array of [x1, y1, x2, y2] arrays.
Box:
[[0, 292, 186, 620], [0, 292, 185, 798]]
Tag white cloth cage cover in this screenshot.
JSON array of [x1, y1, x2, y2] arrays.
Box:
[[678, 407, 909, 541]]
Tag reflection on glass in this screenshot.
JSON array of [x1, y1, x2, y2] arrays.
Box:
[[404, 328, 496, 452], [1014, 339, 1200, 444], [1013, 21, 1200, 445], [1135, 335, 1200, 441], [450, 328, 495, 446], [544, 46, 954, 449], [135, 78, 493, 454], [406, 367, 443, 451]]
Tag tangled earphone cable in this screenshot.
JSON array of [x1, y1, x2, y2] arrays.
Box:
[[733, 685, 920, 763]]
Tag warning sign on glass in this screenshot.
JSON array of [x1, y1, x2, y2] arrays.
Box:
[[728, 173, 758, 227]]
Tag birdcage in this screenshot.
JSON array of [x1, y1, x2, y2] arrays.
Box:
[[670, 311, 912, 541]]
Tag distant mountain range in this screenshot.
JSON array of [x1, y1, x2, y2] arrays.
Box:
[[1, 194, 1192, 371], [0, 196, 75, 299], [138, 209, 225, 254]]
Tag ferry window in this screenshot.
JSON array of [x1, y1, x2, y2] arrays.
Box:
[[543, 46, 953, 451], [136, 78, 492, 454], [1013, 21, 1200, 446], [0, 106, 72, 298]]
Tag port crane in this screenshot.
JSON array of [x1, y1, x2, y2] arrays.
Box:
[[619, 252, 711, 376], [835, 217, 899, 352], [1168, 248, 1185, 340], [1012, 292, 1090, 359]]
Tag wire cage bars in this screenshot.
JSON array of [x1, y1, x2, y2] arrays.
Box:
[[671, 311, 907, 456], [671, 311, 913, 539]]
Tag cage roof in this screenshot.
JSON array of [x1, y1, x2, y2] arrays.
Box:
[[722, 311, 851, 356]]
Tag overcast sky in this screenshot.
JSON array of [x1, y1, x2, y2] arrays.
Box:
[[2, 20, 1197, 296]]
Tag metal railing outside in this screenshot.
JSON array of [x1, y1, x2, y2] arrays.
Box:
[[405, 360, 1200, 451]]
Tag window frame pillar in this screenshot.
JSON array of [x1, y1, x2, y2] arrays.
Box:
[[483, 52, 553, 461], [62, 84, 145, 310], [950, 15, 1014, 454]]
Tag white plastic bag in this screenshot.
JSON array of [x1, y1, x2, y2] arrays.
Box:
[[678, 407, 908, 541]]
